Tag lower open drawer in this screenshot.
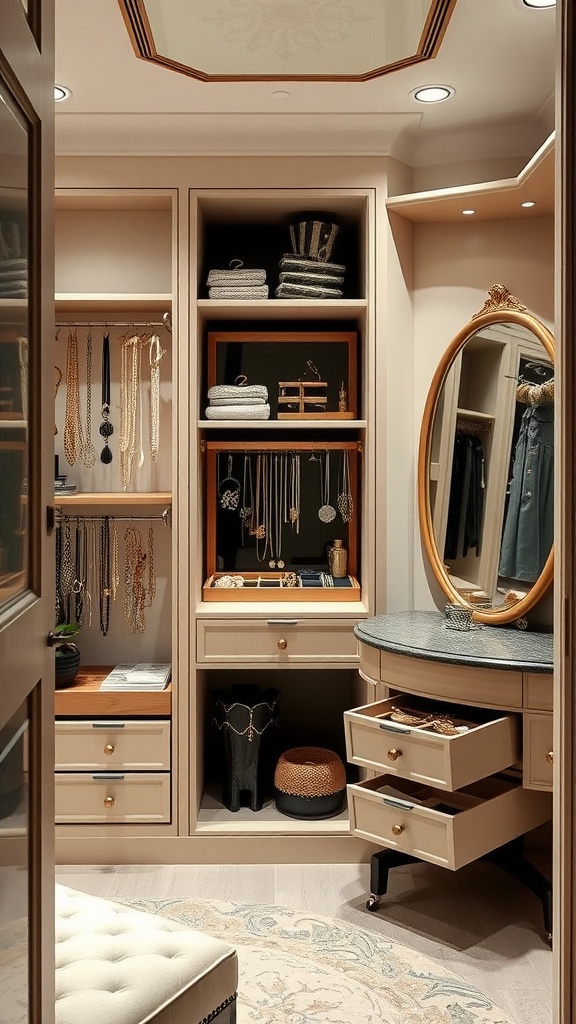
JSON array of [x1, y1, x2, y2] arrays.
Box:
[[347, 773, 552, 870]]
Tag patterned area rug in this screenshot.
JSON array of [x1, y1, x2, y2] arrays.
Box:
[[121, 898, 515, 1024]]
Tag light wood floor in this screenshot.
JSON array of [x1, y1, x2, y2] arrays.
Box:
[[57, 847, 552, 1024]]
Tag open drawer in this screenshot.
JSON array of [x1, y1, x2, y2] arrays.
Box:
[[344, 694, 520, 791], [347, 773, 552, 870]]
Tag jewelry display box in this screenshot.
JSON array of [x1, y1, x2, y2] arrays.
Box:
[[202, 440, 361, 602], [206, 330, 358, 420]]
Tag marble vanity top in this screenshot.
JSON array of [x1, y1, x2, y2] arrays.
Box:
[[354, 610, 553, 672]]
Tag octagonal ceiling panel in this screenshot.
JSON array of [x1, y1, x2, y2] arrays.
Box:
[[118, 0, 457, 81]]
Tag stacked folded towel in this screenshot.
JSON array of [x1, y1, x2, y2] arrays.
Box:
[[207, 263, 268, 300], [0, 219, 27, 298], [275, 254, 346, 299], [205, 382, 270, 420]]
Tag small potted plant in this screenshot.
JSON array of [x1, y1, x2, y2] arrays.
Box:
[[51, 623, 81, 689]]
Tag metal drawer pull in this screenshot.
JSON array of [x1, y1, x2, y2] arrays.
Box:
[[391, 823, 405, 836], [379, 722, 411, 734], [103, 796, 115, 809], [277, 639, 288, 651], [92, 722, 126, 729], [387, 748, 402, 761], [104, 744, 115, 755], [546, 751, 554, 765], [267, 620, 299, 625], [92, 774, 125, 781], [382, 796, 414, 810]]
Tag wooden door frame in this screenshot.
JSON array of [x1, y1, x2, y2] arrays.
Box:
[[555, 0, 575, 1020]]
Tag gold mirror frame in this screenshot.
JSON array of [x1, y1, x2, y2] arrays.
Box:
[[417, 284, 555, 626]]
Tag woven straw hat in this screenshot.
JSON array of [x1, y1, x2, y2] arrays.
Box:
[[274, 747, 346, 798]]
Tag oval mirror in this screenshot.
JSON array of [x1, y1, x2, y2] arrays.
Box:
[[418, 284, 554, 626]]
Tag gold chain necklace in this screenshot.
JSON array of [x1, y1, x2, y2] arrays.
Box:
[[82, 329, 97, 467], [119, 335, 141, 488], [63, 327, 84, 465], [149, 334, 165, 462]]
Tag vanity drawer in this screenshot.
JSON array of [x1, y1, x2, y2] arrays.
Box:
[[523, 712, 553, 791], [197, 618, 358, 664], [379, 650, 523, 709], [344, 695, 520, 791], [55, 720, 170, 771], [54, 772, 171, 823], [347, 774, 552, 870]]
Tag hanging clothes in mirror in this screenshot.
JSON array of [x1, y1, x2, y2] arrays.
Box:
[[444, 430, 486, 561], [498, 378, 554, 583]]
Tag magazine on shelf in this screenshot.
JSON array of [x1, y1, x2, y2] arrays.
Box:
[[99, 663, 172, 691]]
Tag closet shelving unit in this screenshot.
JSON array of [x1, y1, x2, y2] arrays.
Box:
[[53, 188, 178, 835], [190, 188, 374, 842]]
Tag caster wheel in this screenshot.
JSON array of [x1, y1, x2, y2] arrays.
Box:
[[366, 896, 380, 912]]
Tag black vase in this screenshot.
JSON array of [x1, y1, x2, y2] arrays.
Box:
[[213, 684, 280, 812], [55, 643, 80, 689]]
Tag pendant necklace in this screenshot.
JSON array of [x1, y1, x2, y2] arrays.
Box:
[[240, 454, 254, 544], [275, 454, 284, 568], [337, 449, 353, 523], [218, 452, 241, 510], [318, 451, 336, 523], [82, 329, 97, 467], [99, 332, 114, 464], [289, 452, 300, 532], [149, 334, 165, 462]]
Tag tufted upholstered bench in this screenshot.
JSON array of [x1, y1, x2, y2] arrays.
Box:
[[55, 885, 237, 1024]]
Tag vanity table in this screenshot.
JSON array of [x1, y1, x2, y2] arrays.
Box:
[[345, 610, 553, 940]]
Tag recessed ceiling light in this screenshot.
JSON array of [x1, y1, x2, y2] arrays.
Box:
[[54, 85, 72, 102], [411, 85, 454, 104], [521, 201, 537, 207], [461, 209, 476, 216], [272, 90, 291, 100], [521, 0, 555, 8]]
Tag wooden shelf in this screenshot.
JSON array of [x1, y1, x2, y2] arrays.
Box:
[[387, 134, 554, 223], [199, 419, 367, 430], [54, 492, 171, 507], [55, 293, 172, 312], [197, 298, 367, 324], [54, 667, 171, 717]]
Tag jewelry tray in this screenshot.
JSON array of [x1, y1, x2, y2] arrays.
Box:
[[203, 571, 361, 602]]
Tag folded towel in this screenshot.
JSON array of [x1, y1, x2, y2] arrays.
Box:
[[275, 282, 343, 299], [279, 254, 346, 275], [208, 383, 268, 401], [209, 395, 267, 406], [205, 404, 271, 420], [208, 285, 269, 299], [207, 267, 267, 286], [279, 271, 345, 287]]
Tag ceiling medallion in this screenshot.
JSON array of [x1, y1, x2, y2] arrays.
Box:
[[118, 0, 458, 82]]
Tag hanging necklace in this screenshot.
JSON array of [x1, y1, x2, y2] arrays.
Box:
[[119, 335, 141, 487], [82, 329, 97, 467], [255, 454, 267, 560], [111, 524, 120, 601], [240, 454, 254, 545], [275, 454, 284, 569], [218, 452, 241, 510], [99, 332, 114, 464], [99, 516, 111, 636], [337, 449, 353, 523], [60, 519, 75, 622], [63, 327, 84, 466], [123, 524, 147, 633], [267, 453, 275, 568], [290, 452, 300, 532], [146, 525, 156, 606], [54, 364, 62, 435], [149, 334, 165, 462], [72, 521, 87, 625], [318, 450, 336, 522]]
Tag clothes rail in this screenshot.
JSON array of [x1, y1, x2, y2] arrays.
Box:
[[55, 508, 172, 527], [55, 320, 170, 329]]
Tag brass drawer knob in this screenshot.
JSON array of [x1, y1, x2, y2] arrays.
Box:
[[391, 823, 405, 836], [277, 638, 288, 651], [387, 748, 402, 761], [104, 743, 115, 756], [103, 796, 115, 809], [546, 750, 554, 766]]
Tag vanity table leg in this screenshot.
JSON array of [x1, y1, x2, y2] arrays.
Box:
[[367, 849, 418, 911], [483, 839, 552, 944]]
